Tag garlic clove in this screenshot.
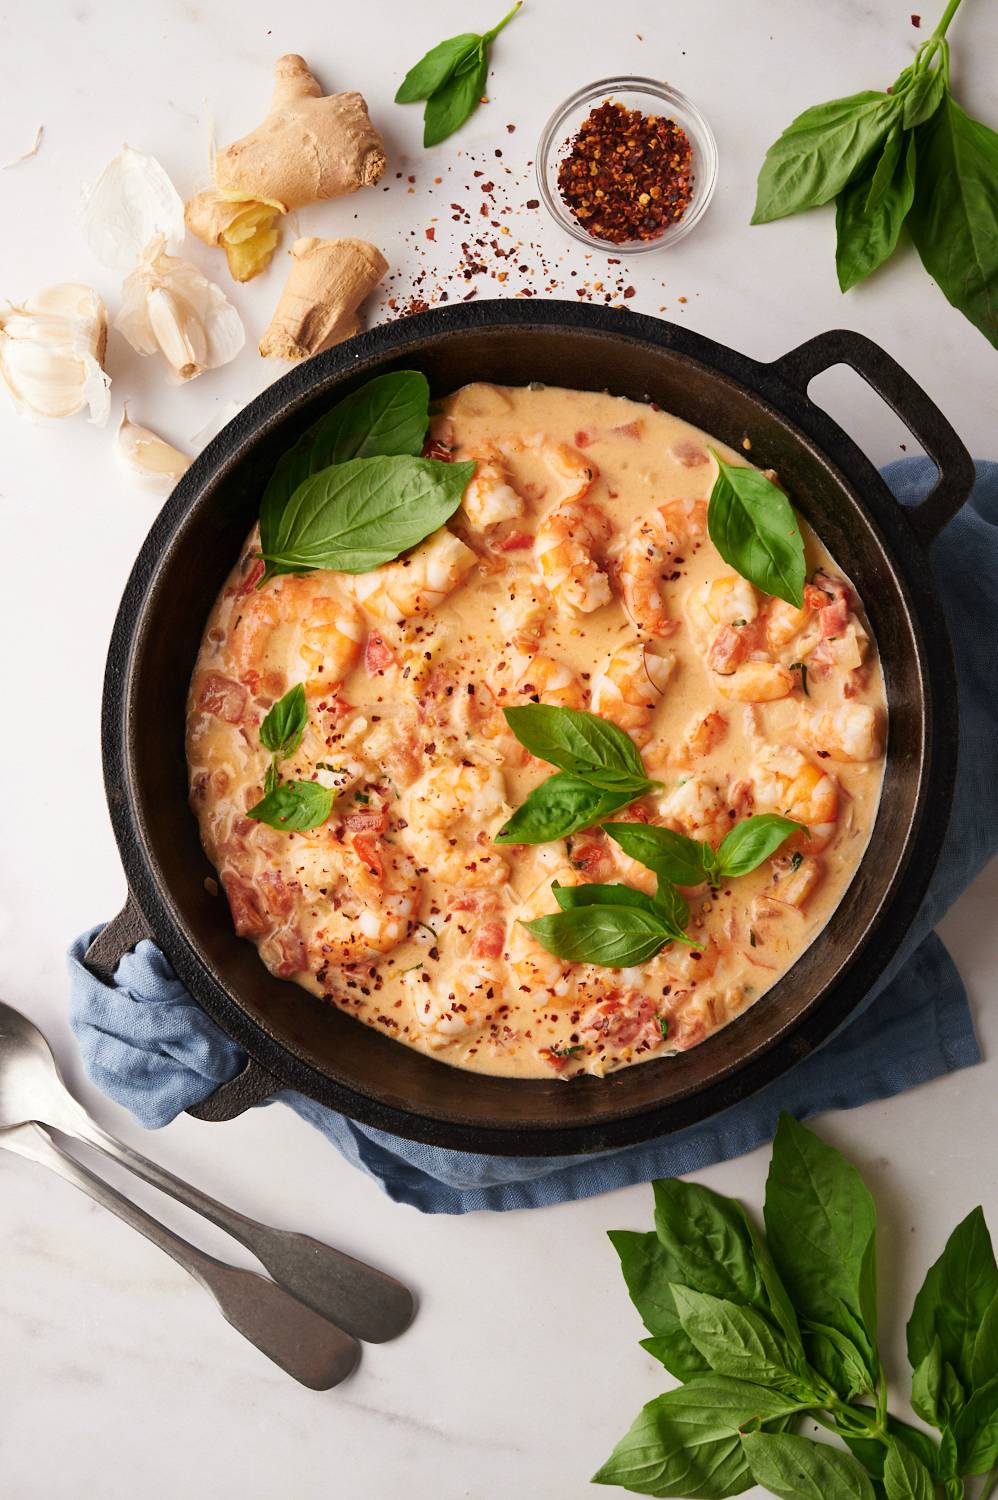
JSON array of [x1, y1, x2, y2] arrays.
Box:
[[83, 145, 186, 271], [115, 238, 244, 382], [115, 406, 191, 491], [0, 282, 110, 422]]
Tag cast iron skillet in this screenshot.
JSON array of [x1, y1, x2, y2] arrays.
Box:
[[87, 301, 973, 1155]]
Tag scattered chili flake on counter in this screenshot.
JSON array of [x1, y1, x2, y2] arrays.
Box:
[[556, 99, 694, 244]]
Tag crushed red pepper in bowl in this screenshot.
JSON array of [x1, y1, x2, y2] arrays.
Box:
[[557, 100, 694, 243], [537, 77, 718, 253]]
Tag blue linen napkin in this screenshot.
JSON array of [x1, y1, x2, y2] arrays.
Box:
[[69, 460, 998, 1213]]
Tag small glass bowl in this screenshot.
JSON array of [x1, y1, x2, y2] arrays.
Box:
[[536, 76, 718, 254]]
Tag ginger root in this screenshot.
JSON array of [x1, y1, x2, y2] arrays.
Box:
[[258, 236, 387, 360], [186, 54, 386, 281]]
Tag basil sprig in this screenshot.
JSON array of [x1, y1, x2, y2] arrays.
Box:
[[752, 0, 998, 349], [395, 2, 522, 148], [707, 451, 806, 609], [248, 683, 333, 832], [596, 1114, 998, 1500], [260, 370, 431, 563], [605, 813, 802, 890], [524, 878, 692, 968], [495, 705, 660, 845], [259, 455, 474, 578]]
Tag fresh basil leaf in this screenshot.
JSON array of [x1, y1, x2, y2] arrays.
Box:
[[523, 903, 675, 968], [764, 1113, 880, 1385], [652, 1181, 769, 1314], [901, 63, 947, 130], [952, 1375, 998, 1475], [707, 451, 806, 608], [907, 1206, 998, 1394], [395, 33, 481, 103], [717, 815, 802, 879], [494, 773, 641, 845], [911, 1336, 943, 1426], [593, 1377, 807, 1498], [552, 880, 664, 917], [502, 704, 649, 786], [261, 455, 474, 576], [263, 759, 280, 795], [672, 1286, 813, 1398], [835, 130, 916, 292], [841, 1415, 941, 1486], [604, 821, 710, 888], [742, 1430, 876, 1500], [909, 96, 998, 350], [608, 1229, 709, 1381], [653, 880, 691, 937], [247, 779, 334, 832], [259, 682, 307, 758], [259, 371, 430, 566], [938, 1424, 959, 1480], [423, 44, 487, 147], [738, 1207, 805, 1355], [864, 122, 905, 212], [752, 91, 900, 224], [882, 1438, 936, 1500], [802, 1319, 874, 1400], [972, 1290, 998, 1390]]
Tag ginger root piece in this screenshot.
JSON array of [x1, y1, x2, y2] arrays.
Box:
[[186, 54, 386, 281], [259, 236, 388, 360]]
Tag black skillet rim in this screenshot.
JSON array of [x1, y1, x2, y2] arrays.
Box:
[[100, 301, 958, 1155]]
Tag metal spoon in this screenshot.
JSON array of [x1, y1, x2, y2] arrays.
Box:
[[1, 1121, 359, 1389], [0, 1000, 414, 1342]]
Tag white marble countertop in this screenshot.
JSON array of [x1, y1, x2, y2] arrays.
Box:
[[1, 1, 996, 1495]]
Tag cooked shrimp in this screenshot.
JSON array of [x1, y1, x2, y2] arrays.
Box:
[[495, 576, 547, 650], [758, 854, 824, 911], [714, 660, 795, 702], [799, 701, 883, 762], [534, 499, 613, 614], [350, 529, 477, 623], [683, 709, 728, 759], [659, 776, 733, 847], [765, 597, 816, 650], [293, 832, 421, 962], [508, 867, 583, 997], [516, 437, 598, 505], [617, 498, 708, 637], [591, 640, 675, 738], [461, 447, 525, 532], [400, 758, 511, 886], [230, 574, 362, 698], [687, 574, 759, 637], [751, 745, 839, 852], [510, 653, 585, 709], [412, 895, 507, 1048]]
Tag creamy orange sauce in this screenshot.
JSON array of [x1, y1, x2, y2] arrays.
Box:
[[186, 383, 886, 1079]]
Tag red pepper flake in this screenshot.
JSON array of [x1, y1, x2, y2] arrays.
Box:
[[911, 12, 921, 24], [506, 122, 516, 132], [623, 285, 636, 298], [525, 198, 540, 209], [556, 98, 694, 244], [425, 227, 436, 241]]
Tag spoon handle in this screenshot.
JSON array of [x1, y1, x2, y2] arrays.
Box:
[[69, 1116, 414, 1344], [3, 1124, 359, 1390]]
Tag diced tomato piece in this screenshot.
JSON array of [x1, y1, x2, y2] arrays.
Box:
[[257, 870, 295, 919], [351, 832, 384, 879], [493, 529, 535, 552], [198, 673, 247, 724], [569, 838, 614, 881], [612, 420, 643, 440], [236, 557, 265, 595], [613, 802, 651, 824], [222, 874, 269, 937], [819, 599, 849, 638], [365, 631, 397, 673], [471, 920, 505, 959], [269, 926, 308, 977], [671, 440, 708, 468], [344, 810, 388, 835], [574, 429, 593, 448], [422, 437, 454, 463]]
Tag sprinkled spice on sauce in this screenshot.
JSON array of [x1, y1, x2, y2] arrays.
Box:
[[556, 99, 694, 244]]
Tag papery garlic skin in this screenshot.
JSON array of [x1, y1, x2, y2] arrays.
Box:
[[115, 236, 244, 382], [83, 145, 186, 271], [115, 405, 191, 492], [0, 283, 110, 423]]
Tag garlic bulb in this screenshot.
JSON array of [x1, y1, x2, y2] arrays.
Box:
[[83, 145, 186, 270], [0, 283, 110, 422], [115, 406, 191, 492], [115, 236, 244, 382]]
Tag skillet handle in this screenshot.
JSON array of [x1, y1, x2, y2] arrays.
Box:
[[85, 894, 279, 1122], [84, 892, 153, 985], [769, 329, 975, 544]]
